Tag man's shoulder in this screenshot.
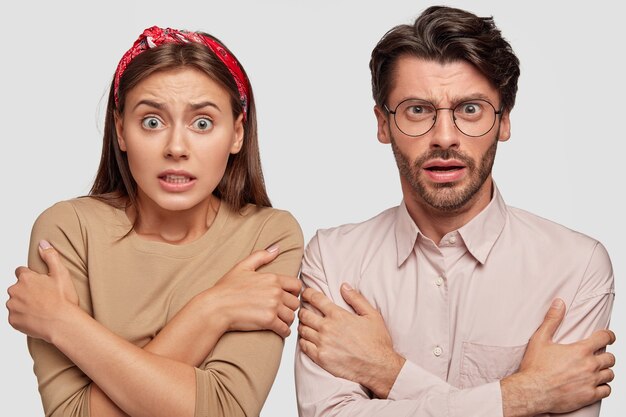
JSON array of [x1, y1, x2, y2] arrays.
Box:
[[313, 205, 399, 246], [301, 206, 400, 288], [304, 205, 400, 271], [504, 205, 613, 278], [506, 205, 600, 248], [505, 205, 614, 300]]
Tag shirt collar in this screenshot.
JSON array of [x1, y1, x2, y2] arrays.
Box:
[[394, 184, 508, 266], [457, 184, 508, 264], [395, 200, 421, 267]]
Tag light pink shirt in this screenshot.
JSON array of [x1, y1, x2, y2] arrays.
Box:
[[295, 186, 614, 417]]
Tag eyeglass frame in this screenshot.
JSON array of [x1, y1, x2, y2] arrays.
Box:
[[383, 98, 504, 138]]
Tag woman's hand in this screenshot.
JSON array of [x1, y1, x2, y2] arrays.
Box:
[[7, 240, 79, 343], [207, 245, 302, 338]]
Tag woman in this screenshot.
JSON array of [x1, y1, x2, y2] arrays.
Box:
[[6, 26, 303, 417]]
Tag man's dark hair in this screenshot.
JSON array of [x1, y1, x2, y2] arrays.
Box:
[[370, 5, 520, 112]]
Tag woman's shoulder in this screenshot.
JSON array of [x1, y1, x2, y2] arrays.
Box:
[[233, 204, 302, 233], [29, 198, 127, 267], [221, 204, 303, 250], [38, 196, 119, 219], [34, 197, 127, 234]]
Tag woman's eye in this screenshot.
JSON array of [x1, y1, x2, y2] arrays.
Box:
[[141, 117, 163, 129], [192, 117, 213, 131]]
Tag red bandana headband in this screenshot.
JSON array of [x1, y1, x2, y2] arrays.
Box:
[[114, 26, 250, 120]]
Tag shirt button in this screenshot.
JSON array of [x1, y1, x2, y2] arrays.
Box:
[[448, 235, 457, 244], [433, 346, 443, 357], [435, 276, 444, 286]]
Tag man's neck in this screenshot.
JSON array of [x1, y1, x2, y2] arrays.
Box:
[[402, 178, 494, 244]]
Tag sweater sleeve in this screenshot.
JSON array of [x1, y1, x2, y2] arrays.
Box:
[[26, 201, 93, 417], [194, 210, 304, 417]]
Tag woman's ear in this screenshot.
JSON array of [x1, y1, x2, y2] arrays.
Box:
[[230, 113, 244, 154], [115, 113, 127, 151]]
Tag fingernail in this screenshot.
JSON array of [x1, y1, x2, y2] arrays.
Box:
[[266, 244, 279, 253], [341, 282, 353, 291], [39, 240, 52, 250], [551, 299, 564, 309]]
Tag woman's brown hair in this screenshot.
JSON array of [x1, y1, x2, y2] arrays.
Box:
[[90, 33, 271, 214]]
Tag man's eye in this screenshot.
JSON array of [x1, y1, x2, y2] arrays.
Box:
[[192, 117, 213, 131], [142, 117, 163, 129], [459, 103, 482, 114], [403, 102, 434, 121]]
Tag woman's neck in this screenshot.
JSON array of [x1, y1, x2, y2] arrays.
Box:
[[128, 195, 220, 244]]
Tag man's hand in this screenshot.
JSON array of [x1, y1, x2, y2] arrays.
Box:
[[298, 283, 405, 398], [501, 299, 616, 417]]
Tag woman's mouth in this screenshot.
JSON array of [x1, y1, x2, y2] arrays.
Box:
[[158, 171, 197, 192], [162, 174, 193, 184]]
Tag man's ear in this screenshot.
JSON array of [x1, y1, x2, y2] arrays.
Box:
[[115, 113, 127, 151], [374, 105, 391, 144], [498, 110, 511, 142]]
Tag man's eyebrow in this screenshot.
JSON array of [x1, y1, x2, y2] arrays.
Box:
[[395, 93, 496, 105], [449, 93, 494, 103]]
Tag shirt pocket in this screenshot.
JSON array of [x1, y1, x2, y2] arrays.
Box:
[[459, 341, 527, 389]]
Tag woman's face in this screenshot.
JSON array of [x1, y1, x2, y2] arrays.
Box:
[[115, 67, 243, 213]]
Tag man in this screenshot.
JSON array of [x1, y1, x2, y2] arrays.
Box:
[[295, 6, 615, 417]]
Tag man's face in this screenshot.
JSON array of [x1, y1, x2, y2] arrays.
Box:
[[375, 56, 511, 213]]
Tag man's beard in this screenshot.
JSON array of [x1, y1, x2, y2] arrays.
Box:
[[390, 135, 498, 213]]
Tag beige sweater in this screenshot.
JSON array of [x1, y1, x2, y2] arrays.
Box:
[[26, 197, 304, 417]]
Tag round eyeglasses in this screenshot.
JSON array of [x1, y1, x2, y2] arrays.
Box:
[[384, 98, 503, 137]]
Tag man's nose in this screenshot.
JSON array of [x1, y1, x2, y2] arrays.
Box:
[[429, 108, 460, 149]]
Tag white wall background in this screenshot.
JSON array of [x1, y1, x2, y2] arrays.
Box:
[[1, 1, 623, 415]]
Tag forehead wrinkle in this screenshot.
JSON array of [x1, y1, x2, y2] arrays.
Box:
[[394, 84, 500, 108], [126, 68, 232, 119], [436, 92, 497, 107], [391, 57, 501, 107]]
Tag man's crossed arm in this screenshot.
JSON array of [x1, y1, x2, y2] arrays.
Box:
[[297, 284, 615, 417]]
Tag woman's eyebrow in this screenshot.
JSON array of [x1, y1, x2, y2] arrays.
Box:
[[189, 101, 221, 111], [133, 99, 164, 111]]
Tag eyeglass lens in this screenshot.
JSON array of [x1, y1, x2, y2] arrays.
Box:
[[392, 99, 498, 137]]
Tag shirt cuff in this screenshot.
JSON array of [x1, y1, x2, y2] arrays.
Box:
[[449, 381, 502, 417], [388, 360, 503, 417], [387, 359, 449, 401]]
